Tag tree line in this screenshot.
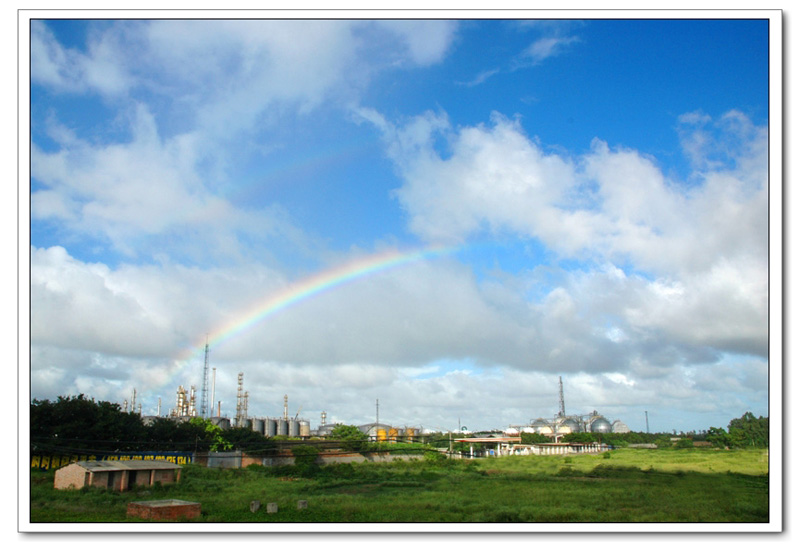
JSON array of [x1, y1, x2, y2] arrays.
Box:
[[30, 395, 274, 455], [30, 395, 769, 456]]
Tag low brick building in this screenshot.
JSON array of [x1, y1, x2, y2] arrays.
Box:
[[53, 460, 182, 491]]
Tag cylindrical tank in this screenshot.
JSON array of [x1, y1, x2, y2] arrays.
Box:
[[405, 427, 416, 442], [252, 418, 265, 435], [289, 420, 300, 437], [590, 416, 612, 433], [244, 418, 253, 430], [377, 428, 387, 442], [299, 420, 311, 437], [389, 427, 399, 442], [278, 420, 288, 436], [211, 417, 231, 430], [266, 418, 277, 437]]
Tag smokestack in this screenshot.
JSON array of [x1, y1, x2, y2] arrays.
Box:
[[284, 395, 289, 420]]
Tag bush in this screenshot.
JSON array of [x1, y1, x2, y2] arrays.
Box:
[[292, 444, 320, 476]]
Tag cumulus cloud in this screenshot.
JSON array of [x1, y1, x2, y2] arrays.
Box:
[[360, 109, 767, 363]]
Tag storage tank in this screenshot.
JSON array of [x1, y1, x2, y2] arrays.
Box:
[[376, 428, 387, 442], [299, 420, 311, 437], [560, 417, 581, 433], [244, 418, 253, 430], [252, 418, 265, 435], [531, 418, 552, 435], [211, 417, 231, 430], [590, 416, 612, 433], [289, 420, 300, 437], [266, 418, 277, 437], [278, 419, 289, 436]]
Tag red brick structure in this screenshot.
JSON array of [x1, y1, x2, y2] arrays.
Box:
[[53, 460, 182, 491], [127, 499, 201, 520]]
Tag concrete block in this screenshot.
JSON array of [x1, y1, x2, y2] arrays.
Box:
[[250, 500, 260, 513], [267, 502, 278, 514], [297, 500, 308, 510]]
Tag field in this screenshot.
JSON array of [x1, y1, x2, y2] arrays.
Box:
[[28, 448, 770, 524]]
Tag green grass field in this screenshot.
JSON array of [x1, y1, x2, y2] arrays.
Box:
[[28, 448, 769, 524]]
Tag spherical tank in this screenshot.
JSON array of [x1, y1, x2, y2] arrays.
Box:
[[266, 418, 277, 437], [561, 418, 581, 433], [590, 416, 612, 433]]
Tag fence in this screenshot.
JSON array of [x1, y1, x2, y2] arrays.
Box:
[[31, 452, 194, 470]]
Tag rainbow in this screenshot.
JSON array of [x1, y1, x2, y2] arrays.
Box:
[[177, 244, 458, 365]]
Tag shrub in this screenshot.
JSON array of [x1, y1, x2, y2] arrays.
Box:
[[292, 444, 320, 476]]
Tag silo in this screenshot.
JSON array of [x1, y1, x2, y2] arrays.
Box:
[[252, 418, 265, 435], [590, 416, 612, 433], [211, 417, 231, 431], [299, 420, 311, 437], [278, 419, 289, 436], [289, 420, 300, 437], [266, 418, 277, 437]]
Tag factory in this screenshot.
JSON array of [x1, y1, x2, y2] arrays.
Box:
[[136, 344, 626, 444], [505, 377, 630, 440]]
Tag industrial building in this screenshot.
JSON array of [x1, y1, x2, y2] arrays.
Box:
[[53, 460, 182, 491], [506, 377, 630, 440]]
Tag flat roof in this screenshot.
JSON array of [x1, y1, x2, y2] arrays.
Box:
[[73, 460, 182, 472], [454, 437, 521, 443]]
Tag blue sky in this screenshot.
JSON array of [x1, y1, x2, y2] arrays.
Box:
[[27, 15, 774, 434]]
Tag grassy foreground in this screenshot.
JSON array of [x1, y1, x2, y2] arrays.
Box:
[[29, 448, 769, 524]]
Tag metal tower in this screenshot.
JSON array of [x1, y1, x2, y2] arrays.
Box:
[[558, 376, 566, 418], [201, 340, 210, 418], [235, 373, 245, 426]]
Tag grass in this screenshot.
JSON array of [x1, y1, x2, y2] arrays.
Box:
[[28, 448, 769, 524]]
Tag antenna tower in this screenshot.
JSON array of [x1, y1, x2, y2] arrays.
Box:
[[558, 376, 565, 418], [201, 340, 210, 418]]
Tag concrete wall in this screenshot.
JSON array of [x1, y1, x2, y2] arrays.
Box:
[[53, 463, 88, 490]]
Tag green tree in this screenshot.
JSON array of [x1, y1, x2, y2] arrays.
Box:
[[291, 444, 320, 475], [520, 432, 551, 444], [329, 424, 369, 452], [189, 417, 232, 452], [221, 426, 273, 453], [706, 426, 731, 449], [728, 412, 768, 448]]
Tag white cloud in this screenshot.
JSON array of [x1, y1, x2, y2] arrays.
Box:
[[519, 35, 579, 65]]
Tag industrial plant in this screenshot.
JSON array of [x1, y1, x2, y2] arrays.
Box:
[[503, 377, 630, 440], [127, 344, 628, 442]]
